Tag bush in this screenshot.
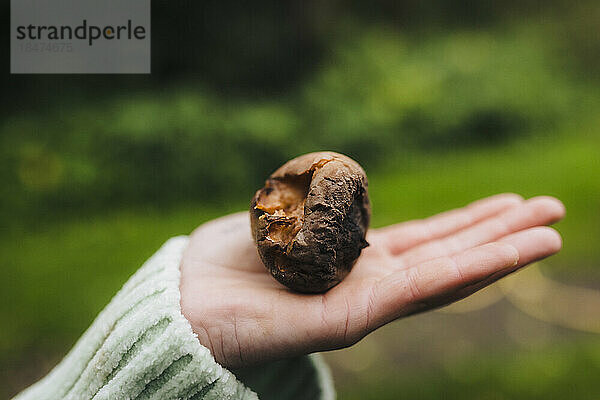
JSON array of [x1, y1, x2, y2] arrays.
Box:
[[0, 24, 585, 229]]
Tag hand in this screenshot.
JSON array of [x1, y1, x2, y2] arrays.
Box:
[[180, 193, 565, 368]]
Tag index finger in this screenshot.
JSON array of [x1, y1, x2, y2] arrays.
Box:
[[377, 193, 523, 255]]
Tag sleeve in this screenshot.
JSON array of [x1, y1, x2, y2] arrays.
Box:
[[12, 236, 336, 400]]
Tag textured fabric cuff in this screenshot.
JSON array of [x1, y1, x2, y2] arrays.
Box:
[[14, 236, 257, 400]]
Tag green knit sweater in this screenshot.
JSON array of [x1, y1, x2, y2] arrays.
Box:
[[14, 237, 335, 400]]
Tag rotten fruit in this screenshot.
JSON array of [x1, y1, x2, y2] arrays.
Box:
[[250, 151, 371, 293]]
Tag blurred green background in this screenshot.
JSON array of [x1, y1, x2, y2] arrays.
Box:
[[2, 1, 600, 398]]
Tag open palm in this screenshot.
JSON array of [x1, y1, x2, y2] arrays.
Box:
[[180, 193, 564, 368]]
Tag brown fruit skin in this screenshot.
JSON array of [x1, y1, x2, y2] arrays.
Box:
[[250, 151, 371, 293]]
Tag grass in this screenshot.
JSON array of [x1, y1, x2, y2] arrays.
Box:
[[2, 126, 599, 398], [335, 338, 600, 400], [371, 127, 600, 278]]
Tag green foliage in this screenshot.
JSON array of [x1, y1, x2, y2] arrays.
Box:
[[301, 26, 577, 151], [0, 24, 586, 230]]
